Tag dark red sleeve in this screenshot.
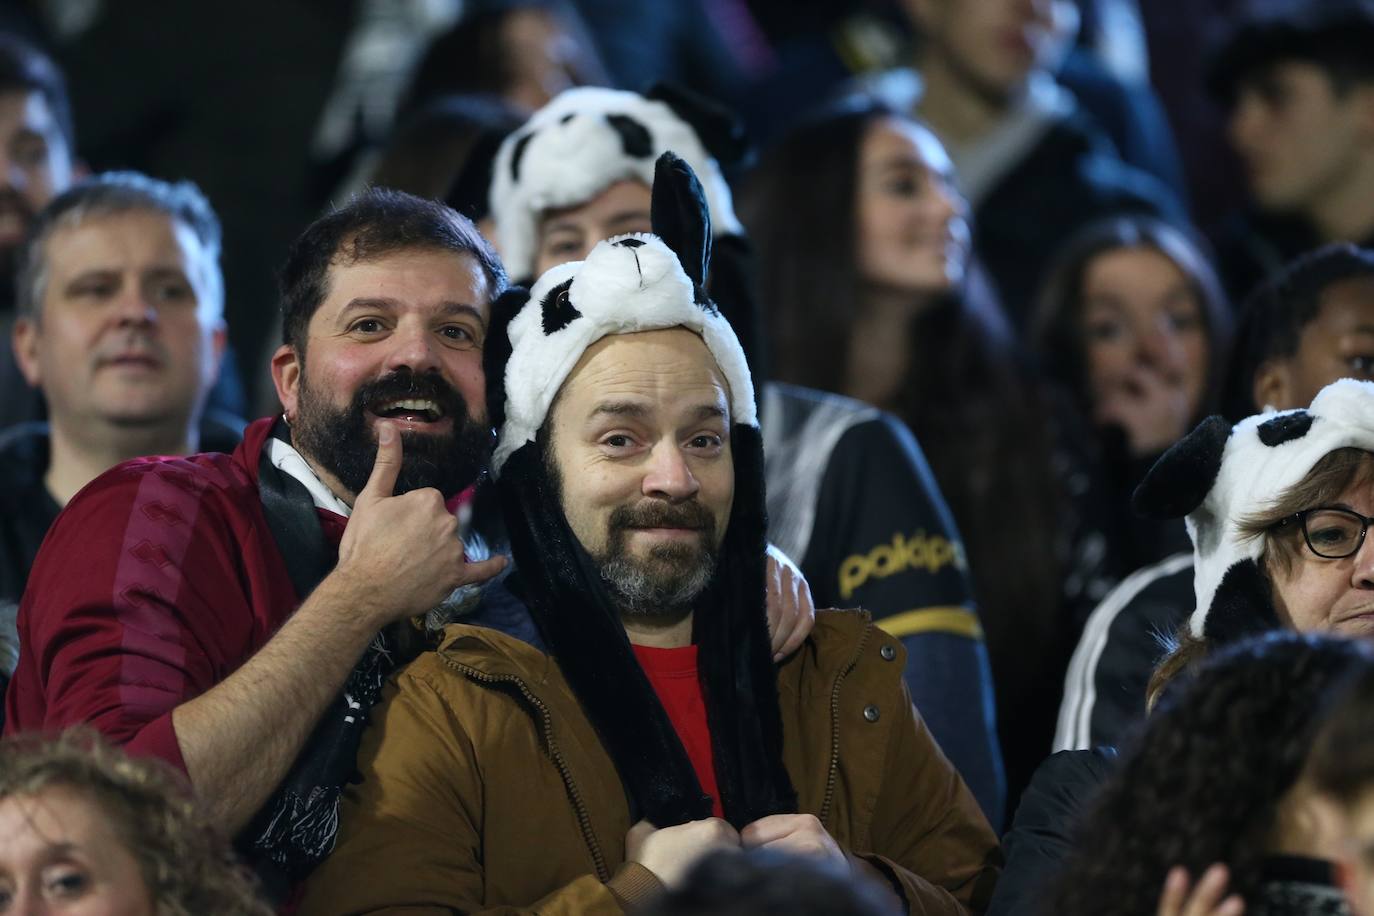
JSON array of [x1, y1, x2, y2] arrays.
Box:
[[6, 461, 253, 774]]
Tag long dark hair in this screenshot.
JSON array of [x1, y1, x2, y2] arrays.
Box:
[[1050, 632, 1372, 916], [1033, 215, 1234, 423], [742, 98, 1069, 796]]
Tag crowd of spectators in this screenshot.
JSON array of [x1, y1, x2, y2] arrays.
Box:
[[4, 1, 1374, 914]]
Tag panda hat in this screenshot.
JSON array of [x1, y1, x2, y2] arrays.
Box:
[[490, 84, 746, 281], [1135, 379, 1374, 642], [482, 152, 795, 829]]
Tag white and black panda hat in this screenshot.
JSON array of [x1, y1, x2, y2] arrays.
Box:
[[1135, 379, 1374, 642], [490, 85, 746, 281], [481, 152, 795, 830]]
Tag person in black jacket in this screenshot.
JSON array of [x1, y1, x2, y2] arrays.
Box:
[[863, 0, 1187, 329]]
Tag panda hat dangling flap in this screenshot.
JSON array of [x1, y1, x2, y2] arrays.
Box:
[[481, 152, 796, 830], [1133, 379, 1374, 643]]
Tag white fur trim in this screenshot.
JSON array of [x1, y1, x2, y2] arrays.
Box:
[[492, 233, 756, 477], [490, 87, 744, 280], [1188, 379, 1374, 637]]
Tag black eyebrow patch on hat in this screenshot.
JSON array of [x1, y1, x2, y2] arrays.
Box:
[[509, 132, 534, 183], [614, 238, 645, 248], [1257, 411, 1314, 446], [606, 114, 653, 158], [540, 279, 580, 334]]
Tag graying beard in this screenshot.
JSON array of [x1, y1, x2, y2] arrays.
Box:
[[599, 552, 715, 620]]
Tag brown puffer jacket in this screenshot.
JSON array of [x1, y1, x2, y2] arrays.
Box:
[[299, 610, 1001, 915]]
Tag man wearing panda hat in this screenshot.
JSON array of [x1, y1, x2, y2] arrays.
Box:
[[299, 155, 999, 915], [481, 82, 1004, 824]]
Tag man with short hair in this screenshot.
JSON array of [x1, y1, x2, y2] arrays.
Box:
[[300, 155, 999, 916], [485, 84, 1004, 822], [4, 188, 510, 890], [1209, 0, 1374, 302], [1056, 242, 1374, 753], [0, 171, 231, 705]]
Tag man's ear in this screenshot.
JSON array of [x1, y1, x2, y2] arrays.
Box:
[[270, 343, 302, 421], [12, 315, 41, 387], [1252, 357, 1295, 411]]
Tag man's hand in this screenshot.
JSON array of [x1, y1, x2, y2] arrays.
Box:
[[741, 814, 847, 868], [334, 422, 506, 627], [765, 545, 815, 662], [625, 818, 741, 888], [1157, 864, 1244, 916]]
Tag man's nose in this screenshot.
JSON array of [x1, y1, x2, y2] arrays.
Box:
[[382, 323, 442, 375], [113, 287, 158, 327], [642, 441, 700, 502]]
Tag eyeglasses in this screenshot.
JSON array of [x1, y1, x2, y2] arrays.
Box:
[[1274, 507, 1374, 559]]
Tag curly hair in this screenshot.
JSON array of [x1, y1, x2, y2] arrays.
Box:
[[1048, 632, 1373, 916], [0, 729, 272, 916]]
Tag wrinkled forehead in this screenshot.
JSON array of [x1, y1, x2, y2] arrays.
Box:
[[554, 327, 732, 420]]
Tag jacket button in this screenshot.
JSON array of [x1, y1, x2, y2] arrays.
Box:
[[879, 644, 896, 661], [863, 704, 880, 723]]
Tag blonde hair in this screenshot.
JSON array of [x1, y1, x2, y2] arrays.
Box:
[[0, 729, 271, 916]]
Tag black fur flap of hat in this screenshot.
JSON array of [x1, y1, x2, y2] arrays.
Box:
[[1133, 415, 1233, 519], [646, 81, 749, 166]]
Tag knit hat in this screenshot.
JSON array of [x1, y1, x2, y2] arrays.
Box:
[[490, 84, 746, 281], [482, 151, 796, 828], [1134, 379, 1374, 642]]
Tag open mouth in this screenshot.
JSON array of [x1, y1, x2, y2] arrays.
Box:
[[369, 397, 447, 424]]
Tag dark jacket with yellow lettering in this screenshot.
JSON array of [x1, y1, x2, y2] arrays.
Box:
[[761, 382, 1003, 824], [297, 610, 1002, 915]]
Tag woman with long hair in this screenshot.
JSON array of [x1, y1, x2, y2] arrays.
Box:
[[1034, 216, 1234, 568], [742, 97, 1093, 802]]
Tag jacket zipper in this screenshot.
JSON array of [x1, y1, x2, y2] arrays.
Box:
[[440, 657, 612, 883], [818, 620, 873, 826]]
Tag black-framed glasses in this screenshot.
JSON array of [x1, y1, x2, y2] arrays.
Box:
[[1275, 507, 1374, 559]]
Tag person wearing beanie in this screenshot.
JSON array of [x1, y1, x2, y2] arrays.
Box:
[[481, 81, 1005, 825], [298, 155, 1000, 916]]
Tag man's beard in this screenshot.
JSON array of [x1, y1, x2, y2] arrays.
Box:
[[292, 366, 492, 499], [595, 500, 719, 624]]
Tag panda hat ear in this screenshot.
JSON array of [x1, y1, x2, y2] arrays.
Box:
[[482, 285, 532, 435], [1133, 415, 1233, 519], [645, 81, 748, 166], [651, 151, 712, 290]]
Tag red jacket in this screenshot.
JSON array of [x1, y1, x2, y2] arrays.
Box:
[[4, 418, 341, 768]]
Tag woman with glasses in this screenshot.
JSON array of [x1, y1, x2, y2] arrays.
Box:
[[990, 378, 1374, 916]]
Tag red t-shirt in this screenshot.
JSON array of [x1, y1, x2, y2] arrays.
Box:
[[631, 643, 724, 819]]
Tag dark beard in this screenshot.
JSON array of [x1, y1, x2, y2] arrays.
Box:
[[293, 366, 493, 498], [596, 500, 718, 623]]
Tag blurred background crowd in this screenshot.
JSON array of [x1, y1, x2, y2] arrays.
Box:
[[4, 0, 1374, 913]]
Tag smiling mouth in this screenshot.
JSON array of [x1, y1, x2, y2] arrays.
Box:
[[369, 398, 447, 423]]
